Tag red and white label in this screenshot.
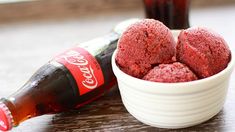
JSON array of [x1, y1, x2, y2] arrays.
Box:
[[54, 47, 104, 95]]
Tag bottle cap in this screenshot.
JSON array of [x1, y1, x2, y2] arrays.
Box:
[[0, 103, 13, 131]]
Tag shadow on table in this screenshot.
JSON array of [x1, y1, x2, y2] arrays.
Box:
[[41, 87, 228, 131]]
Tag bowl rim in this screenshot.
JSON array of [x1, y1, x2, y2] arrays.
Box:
[[111, 49, 235, 93]]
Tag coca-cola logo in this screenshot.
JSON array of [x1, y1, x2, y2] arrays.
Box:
[[55, 47, 104, 95], [59, 50, 98, 89]]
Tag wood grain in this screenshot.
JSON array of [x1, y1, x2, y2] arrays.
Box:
[[0, 2, 235, 132], [0, 0, 234, 24]]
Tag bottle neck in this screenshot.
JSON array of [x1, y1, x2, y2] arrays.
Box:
[[0, 83, 39, 127], [0, 61, 87, 129]]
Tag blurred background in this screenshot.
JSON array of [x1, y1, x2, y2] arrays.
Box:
[[0, 0, 234, 22], [0, 0, 235, 131], [0, 0, 235, 97]]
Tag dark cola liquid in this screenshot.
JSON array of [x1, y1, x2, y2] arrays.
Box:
[[1, 33, 118, 125], [143, 0, 190, 29]]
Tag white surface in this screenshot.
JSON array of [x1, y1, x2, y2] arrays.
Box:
[[0, 0, 32, 4], [190, 6, 235, 51]]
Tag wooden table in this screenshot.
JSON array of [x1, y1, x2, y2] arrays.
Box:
[[0, 3, 235, 132]]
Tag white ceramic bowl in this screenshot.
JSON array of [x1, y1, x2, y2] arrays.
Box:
[[111, 32, 235, 129]]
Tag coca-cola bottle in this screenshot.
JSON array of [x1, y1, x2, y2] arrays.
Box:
[[0, 18, 140, 131]]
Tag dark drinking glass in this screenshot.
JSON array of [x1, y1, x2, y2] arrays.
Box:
[[143, 0, 190, 29]]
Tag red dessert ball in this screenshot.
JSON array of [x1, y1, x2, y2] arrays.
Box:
[[143, 62, 198, 83], [176, 27, 231, 78], [116, 19, 176, 78]]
